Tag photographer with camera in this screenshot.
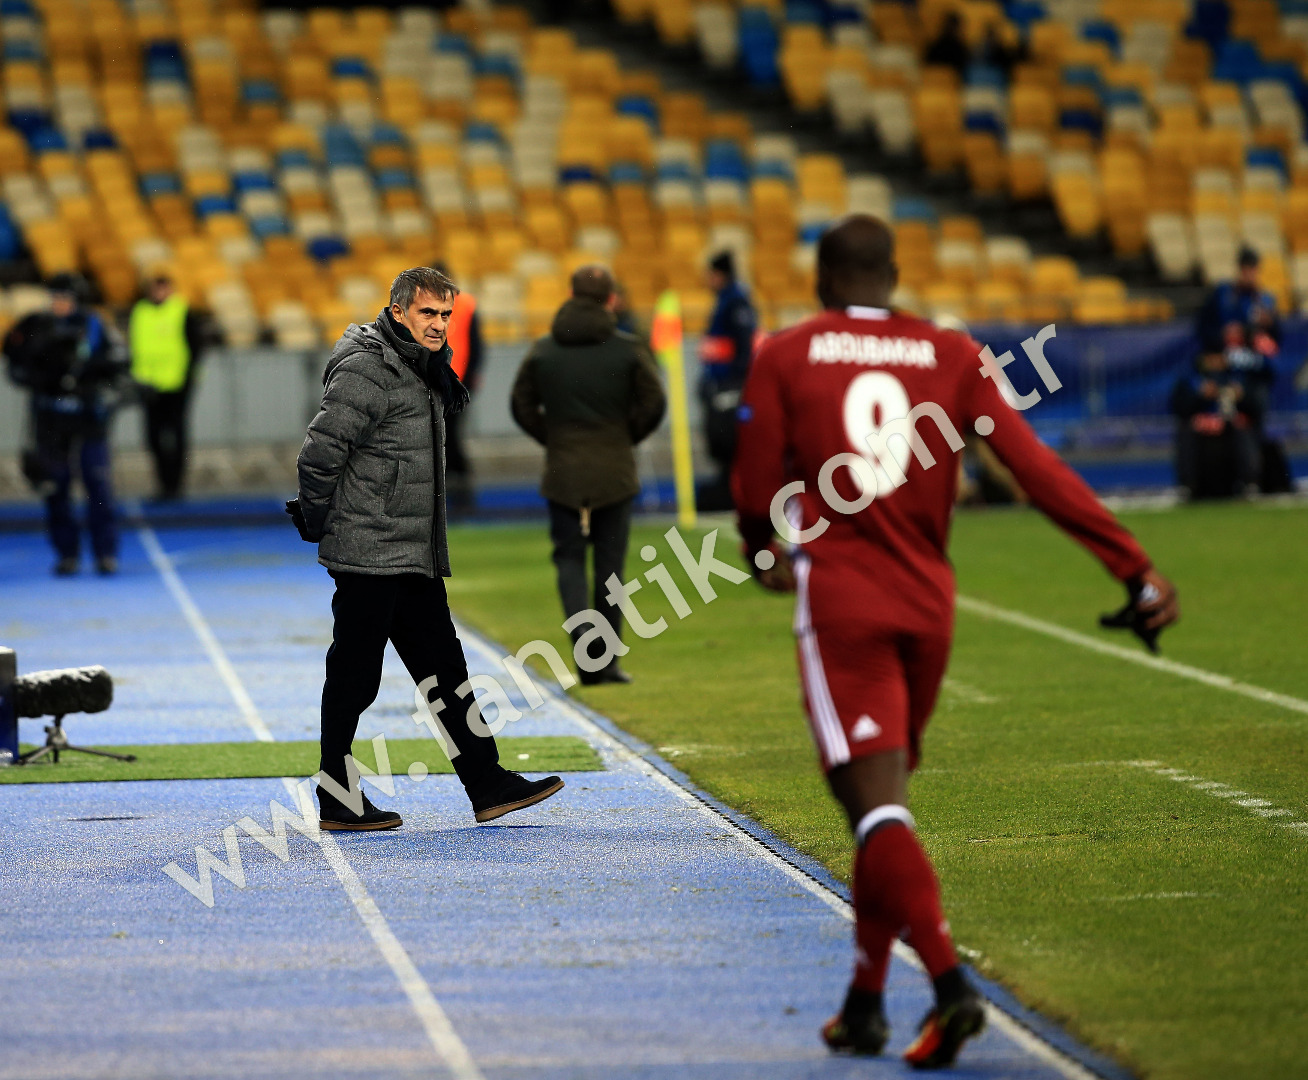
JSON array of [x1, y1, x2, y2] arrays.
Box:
[[3, 274, 128, 575]]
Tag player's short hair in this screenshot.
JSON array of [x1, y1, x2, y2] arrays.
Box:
[[389, 267, 458, 311], [571, 264, 614, 303], [709, 250, 736, 278], [817, 215, 896, 280]]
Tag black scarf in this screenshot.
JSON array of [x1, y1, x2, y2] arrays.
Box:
[[376, 309, 470, 416]]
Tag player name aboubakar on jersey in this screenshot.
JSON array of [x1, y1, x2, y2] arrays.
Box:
[[807, 332, 937, 368]]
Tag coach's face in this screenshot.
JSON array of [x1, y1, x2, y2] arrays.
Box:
[[392, 289, 454, 352]]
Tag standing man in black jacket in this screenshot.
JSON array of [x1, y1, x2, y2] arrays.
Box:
[[3, 273, 127, 576], [511, 265, 667, 685], [290, 267, 564, 830]]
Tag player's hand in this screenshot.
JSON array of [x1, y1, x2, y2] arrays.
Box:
[[754, 545, 796, 593], [1132, 568, 1179, 631]]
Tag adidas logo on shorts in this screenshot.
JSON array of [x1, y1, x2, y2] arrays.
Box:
[[851, 715, 882, 741]]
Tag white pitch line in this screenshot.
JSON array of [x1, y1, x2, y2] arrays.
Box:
[[1126, 761, 1307, 837], [142, 525, 481, 1079], [956, 594, 1308, 717], [456, 624, 1101, 1080], [281, 778, 486, 1080], [138, 524, 274, 743]]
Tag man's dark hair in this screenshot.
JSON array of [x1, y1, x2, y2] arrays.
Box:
[[818, 215, 896, 281], [571, 264, 614, 303], [1238, 246, 1260, 269], [390, 267, 458, 310], [709, 250, 735, 278], [48, 272, 87, 299]]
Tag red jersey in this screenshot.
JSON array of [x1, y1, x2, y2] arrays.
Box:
[[732, 306, 1151, 636]]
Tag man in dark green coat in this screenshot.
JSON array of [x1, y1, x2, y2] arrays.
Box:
[[511, 266, 667, 685]]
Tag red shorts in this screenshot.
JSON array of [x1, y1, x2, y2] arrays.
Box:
[[793, 557, 952, 773]]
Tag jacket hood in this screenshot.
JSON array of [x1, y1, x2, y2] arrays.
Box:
[[551, 297, 615, 346], [324, 322, 384, 383]]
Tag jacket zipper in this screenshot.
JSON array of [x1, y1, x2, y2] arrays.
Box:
[[427, 388, 441, 576]]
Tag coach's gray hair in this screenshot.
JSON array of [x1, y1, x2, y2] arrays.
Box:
[[389, 267, 459, 311]]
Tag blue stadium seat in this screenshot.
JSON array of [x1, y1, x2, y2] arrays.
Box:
[[371, 123, 407, 146], [276, 148, 314, 170], [8, 108, 51, 140], [436, 34, 472, 56], [82, 129, 117, 150], [307, 236, 350, 262], [617, 95, 659, 130], [249, 215, 291, 239], [965, 64, 1007, 88], [4, 40, 41, 61], [474, 54, 518, 79], [752, 159, 794, 181], [331, 57, 372, 79], [1081, 20, 1120, 55], [655, 159, 696, 181], [29, 127, 68, 152], [609, 162, 647, 184], [463, 122, 503, 144], [1186, 0, 1231, 50], [1246, 146, 1286, 176], [375, 167, 414, 190], [140, 173, 181, 197], [232, 172, 276, 193], [242, 80, 280, 105], [1213, 40, 1264, 84], [965, 111, 1004, 135], [194, 195, 237, 218], [739, 7, 780, 87], [0, 202, 21, 260], [1060, 109, 1103, 137], [892, 195, 936, 222], [322, 125, 366, 167], [704, 139, 749, 182], [558, 165, 599, 183]]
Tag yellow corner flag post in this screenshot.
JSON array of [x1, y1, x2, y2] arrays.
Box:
[[651, 290, 697, 530]]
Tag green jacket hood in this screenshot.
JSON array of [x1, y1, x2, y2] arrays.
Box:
[[551, 297, 615, 346]]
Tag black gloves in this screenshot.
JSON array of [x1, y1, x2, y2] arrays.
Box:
[[285, 498, 316, 543], [1099, 580, 1164, 654]]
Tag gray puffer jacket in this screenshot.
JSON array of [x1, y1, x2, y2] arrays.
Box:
[[297, 314, 451, 577]]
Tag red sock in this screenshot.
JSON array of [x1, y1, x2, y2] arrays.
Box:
[[855, 819, 958, 979], [851, 850, 897, 991]]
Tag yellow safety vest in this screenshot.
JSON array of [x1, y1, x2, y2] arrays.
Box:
[[130, 295, 191, 392]]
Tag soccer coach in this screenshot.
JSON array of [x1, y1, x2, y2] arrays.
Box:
[[288, 267, 563, 830]]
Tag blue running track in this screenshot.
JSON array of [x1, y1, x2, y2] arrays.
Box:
[[0, 523, 1120, 1079]]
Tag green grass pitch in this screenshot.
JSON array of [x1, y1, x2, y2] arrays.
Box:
[[0, 736, 600, 784], [445, 500, 1308, 1080]]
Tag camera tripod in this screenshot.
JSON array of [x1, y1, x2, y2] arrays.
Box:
[[15, 714, 136, 765]]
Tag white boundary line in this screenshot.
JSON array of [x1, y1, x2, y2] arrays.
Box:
[[1124, 761, 1308, 836], [457, 625, 1102, 1080], [956, 594, 1308, 717], [138, 524, 275, 743], [140, 524, 482, 1080]]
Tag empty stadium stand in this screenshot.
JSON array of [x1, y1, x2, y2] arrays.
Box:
[[614, 0, 1308, 320]]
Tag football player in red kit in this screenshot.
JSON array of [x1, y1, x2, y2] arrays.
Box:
[[732, 216, 1179, 1068]]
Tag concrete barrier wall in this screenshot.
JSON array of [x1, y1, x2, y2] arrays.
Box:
[[0, 341, 703, 455]]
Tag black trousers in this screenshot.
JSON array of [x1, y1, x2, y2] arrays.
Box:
[[547, 499, 631, 660], [320, 571, 499, 790], [144, 389, 190, 499]]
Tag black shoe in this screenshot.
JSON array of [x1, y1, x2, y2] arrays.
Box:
[[96, 556, 118, 575], [317, 787, 403, 832], [578, 662, 632, 686], [469, 769, 564, 823], [822, 986, 889, 1056], [903, 984, 986, 1069], [54, 556, 79, 576]]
